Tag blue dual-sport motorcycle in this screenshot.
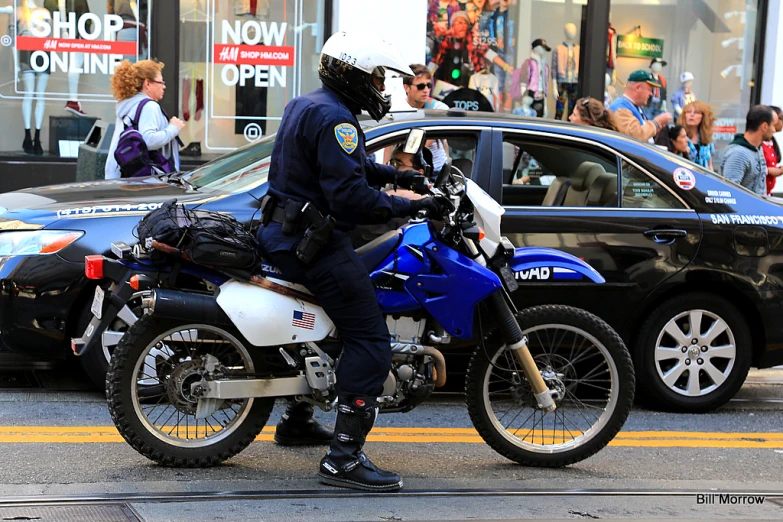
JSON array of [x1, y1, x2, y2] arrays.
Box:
[[79, 130, 634, 468]]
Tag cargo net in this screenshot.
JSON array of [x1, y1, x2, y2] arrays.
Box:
[[133, 199, 259, 268]]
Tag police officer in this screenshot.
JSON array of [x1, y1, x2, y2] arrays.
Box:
[[258, 32, 443, 492]]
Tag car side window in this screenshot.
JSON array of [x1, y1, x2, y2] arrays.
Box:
[[370, 134, 478, 179], [501, 136, 619, 208], [621, 161, 685, 209]]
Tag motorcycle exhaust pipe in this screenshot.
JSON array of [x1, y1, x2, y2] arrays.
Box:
[[144, 289, 232, 325]]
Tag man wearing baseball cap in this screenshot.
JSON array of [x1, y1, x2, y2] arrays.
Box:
[[609, 70, 672, 143]]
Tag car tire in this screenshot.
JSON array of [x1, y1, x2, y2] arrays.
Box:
[[635, 292, 751, 413], [75, 297, 141, 390]]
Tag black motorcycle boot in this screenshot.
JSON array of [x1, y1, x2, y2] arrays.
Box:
[[274, 401, 334, 446], [318, 396, 403, 492]]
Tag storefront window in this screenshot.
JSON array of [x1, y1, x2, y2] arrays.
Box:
[[425, 0, 588, 120], [608, 0, 760, 166], [0, 0, 151, 156], [178, 0, 327, 153]]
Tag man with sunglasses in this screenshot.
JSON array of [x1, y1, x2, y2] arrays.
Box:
[[403, 64, 449, 173]]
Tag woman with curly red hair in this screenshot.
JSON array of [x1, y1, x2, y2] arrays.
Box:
[[105, 59, 185, 179]]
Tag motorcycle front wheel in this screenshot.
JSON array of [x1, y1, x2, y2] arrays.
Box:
[[106, 315, 274, 467], [465, 305, 635, 467]]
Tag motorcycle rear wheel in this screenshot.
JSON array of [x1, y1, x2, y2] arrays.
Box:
[[465, 305, 635, 467], [106, 315, 274, 467]]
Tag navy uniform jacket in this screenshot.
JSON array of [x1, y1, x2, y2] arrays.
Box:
[[264, 87, 412, 251]]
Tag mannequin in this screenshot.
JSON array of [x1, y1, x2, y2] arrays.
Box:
[[512, 94, 537, 117], [642, 58, 668, 120], [1, 1, 53, 154], [607, 23, 617, 79], [552, 23, 580, 120], [44, 0, 92, 117], [516, 39, 551, 118], [604, 73, 616, 108], [468, 67, 500, 110], [111, 1, 144, 64], [672, 72, 696, 118]]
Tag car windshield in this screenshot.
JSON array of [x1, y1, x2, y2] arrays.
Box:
[[182, 135, 276, 193], [179, 119, 383, 194]]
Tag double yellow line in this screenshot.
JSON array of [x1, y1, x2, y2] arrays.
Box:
[[1, 426, 783, 448]]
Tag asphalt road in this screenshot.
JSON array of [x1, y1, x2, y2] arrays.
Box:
[[0, 372, 781, 521]]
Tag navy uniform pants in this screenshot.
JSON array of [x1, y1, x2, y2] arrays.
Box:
[[259, 224, 392, 397]]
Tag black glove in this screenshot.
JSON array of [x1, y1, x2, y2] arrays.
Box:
[[408, 175, 433, 195], [408, 197, 443, 219]]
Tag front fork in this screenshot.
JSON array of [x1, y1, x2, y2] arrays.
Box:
[[486, 290, 558, 412]]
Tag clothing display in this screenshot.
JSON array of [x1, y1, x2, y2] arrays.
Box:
[[555, 82, 579, 121], [672, 87, 696, 118], [607, 24, 617, 73], [195, 78, 204, 121], [234, 0, 269, 17], [517, 55, 549, 101], [552, 43, 579, 84], [468, 71, 500, 109], [642, 74, 667, 120], [512, 104, 537, 117], [181, 21, 208, 63], [182, 77, 191, 121], [526, 91, 545, 118]]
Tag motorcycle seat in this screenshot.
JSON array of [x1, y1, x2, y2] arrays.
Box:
[[355, 229, 403, 272]]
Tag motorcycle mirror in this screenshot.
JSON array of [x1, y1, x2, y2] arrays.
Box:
[[435, 158, 452, 188], [403, 129, 426, 155]]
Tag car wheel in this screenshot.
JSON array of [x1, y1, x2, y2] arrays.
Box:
[[636, 292, 752, 413], [76, 294, 142, 390]]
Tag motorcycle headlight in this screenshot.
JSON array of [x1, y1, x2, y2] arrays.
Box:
[[0, 230, 84, 256]]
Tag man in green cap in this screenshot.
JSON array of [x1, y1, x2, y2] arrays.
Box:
[[609, 70, 672, 143]]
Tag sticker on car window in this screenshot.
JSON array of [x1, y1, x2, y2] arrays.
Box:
[[673, 168, 696, 190], [705, 190, 736, 205]]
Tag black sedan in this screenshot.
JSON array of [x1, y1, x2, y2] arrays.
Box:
[[1, 110, 781, 413]]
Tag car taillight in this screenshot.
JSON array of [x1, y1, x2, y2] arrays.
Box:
[[84, 255, 104, 279]]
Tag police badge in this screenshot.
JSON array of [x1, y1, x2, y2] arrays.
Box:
[[334, 123, 358, 154]]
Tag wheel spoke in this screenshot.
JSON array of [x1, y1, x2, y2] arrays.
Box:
[[701, 319, 728, 346], [664, 321, 689, 347], [662, 361, 687, 388], [706, 344, 736, 360], [687, 368, 702, 395], [655, 346, 684, 362], [702, 361, 729, 387], [689, 310, 704, 339]]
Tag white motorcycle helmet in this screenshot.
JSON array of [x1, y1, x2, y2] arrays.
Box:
[[319, 32, 414, 120]]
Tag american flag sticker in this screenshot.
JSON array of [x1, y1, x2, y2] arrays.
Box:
[[292, 310, 316, 330]]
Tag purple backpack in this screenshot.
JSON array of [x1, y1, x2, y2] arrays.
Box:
[[114, 98, 176, 178]]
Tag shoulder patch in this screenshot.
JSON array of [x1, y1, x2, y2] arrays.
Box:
[[334, 123, 358, 155]]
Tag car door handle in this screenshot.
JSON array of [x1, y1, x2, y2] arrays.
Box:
[[644, 229, 688, 243]]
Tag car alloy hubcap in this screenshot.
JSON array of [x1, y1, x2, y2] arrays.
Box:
[[654, 309, 736, 397]]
